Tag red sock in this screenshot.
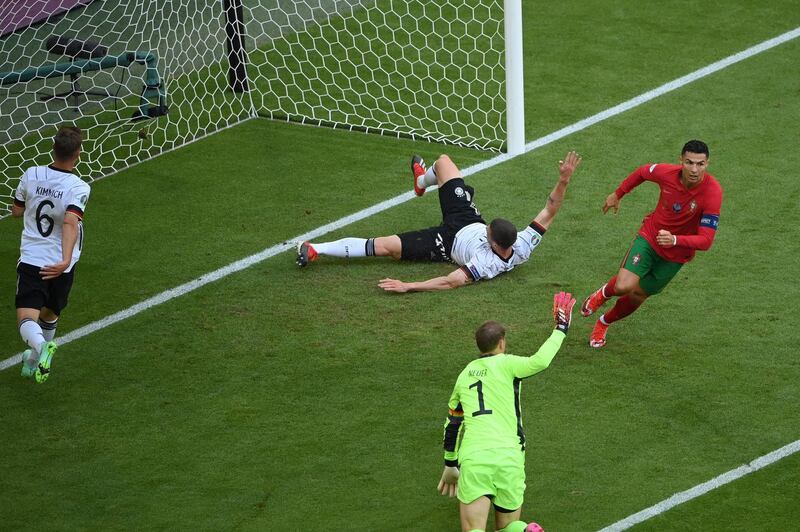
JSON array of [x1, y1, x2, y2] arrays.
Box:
[[603, 295, 642, 324], [602, 275, 618, 298]]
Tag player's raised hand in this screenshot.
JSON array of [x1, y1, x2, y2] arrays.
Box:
[[437, 466, 460, 497], [553, 291, 576, 333], [602, 192, 620, 215], [558, 151, 582, 184], [379, 278, 409, 293]]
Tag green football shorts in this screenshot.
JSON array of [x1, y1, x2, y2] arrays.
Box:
[[458, 448, 526, 511], [621, 235, 683, 295]]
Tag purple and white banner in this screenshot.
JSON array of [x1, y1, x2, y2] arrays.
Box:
[[1, 0, 94, 37]]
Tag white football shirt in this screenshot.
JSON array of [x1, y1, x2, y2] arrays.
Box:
[[450, 222, 545, 281], [14, 165, 91, 271]]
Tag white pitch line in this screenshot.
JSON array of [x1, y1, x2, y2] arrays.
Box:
[[520, 26, 800, 152], [0, 191, 420, 372], [2, 26, 799, 373], [597, 439, 800, 531]]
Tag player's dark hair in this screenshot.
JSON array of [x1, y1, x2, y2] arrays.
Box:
[[53, 126, 82, 161], [489, 218, 517, 249], [681, 139, 709, 158], [475, 320, 506, 353]]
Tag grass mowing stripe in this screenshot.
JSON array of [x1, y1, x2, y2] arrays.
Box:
[[596, 439, 800, 531], [0, 190, 415, 371], [85, 114, 257, 193], [523, 26, 800, 153], [2, 25, 798, 373]]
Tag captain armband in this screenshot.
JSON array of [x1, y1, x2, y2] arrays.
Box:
[[699, 214, 720, 230]]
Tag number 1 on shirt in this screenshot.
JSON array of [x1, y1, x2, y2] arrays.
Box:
[[469, 380, 493, 416]]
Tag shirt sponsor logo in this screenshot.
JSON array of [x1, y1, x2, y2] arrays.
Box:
[[699, 214, 720, 229], [434, 232, 449, 261]]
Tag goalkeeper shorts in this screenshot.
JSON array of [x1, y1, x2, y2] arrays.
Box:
[[457, 448, 526, 511]]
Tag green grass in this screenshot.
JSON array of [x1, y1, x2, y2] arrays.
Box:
[[1, 2, 800, 531], [636, 452, 800, 531]]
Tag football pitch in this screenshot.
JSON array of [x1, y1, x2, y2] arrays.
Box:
[[2, 2, 799, 530]]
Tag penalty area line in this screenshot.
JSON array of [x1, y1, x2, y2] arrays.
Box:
[[596, 439, 800, 531], [2, 25, 799, 373]]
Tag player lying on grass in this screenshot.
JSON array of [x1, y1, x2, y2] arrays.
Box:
[[296, 151, 581, 293], [11, 126, 91, 383], [581, 139, 723, 348], [437, 292, 576, 532]]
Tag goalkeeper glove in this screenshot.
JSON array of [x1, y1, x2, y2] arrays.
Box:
[[553, 291, 576, 333], [437, 466, 459, 497]]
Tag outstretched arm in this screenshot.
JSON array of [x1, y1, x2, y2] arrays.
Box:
[[379, 267, 469, 293], [605, 164, 654, 214], [507, 292, 575, 379], [532, 151, 581, 230]]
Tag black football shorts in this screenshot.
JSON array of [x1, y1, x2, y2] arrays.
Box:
[[15, 262, 75, 316], [398, 178, 485, 262]]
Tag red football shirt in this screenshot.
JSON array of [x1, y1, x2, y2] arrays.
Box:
[[615, 163, 723, 263]]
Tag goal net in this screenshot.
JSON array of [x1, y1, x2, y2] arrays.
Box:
[[0, 0, 253, 216], [245, 0, 505, 150], [1, 0, 513, 216]]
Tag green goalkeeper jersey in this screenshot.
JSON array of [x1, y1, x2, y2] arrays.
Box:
[[442, 330, 565, 465]]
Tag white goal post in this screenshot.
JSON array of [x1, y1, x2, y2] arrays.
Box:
[[504, 0, 525, 156]]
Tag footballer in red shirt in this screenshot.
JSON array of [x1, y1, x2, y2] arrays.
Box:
[[580, 140, 723, 348]]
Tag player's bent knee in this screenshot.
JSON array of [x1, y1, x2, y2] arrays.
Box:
[[615, 274, 641, 295], [614, 280, 635, 294], [40, 307, 59, 322], [16, 308, 40, 324], [374, 236, 402, 259], [632, 289, 651, 301], [435, 154, 463, 184]]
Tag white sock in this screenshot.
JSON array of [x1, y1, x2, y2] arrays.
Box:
[[39, 319, 58, 342], [313, 238, 375, 258], [19, 319, 45, 355], [421, 162, 438, 188]]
